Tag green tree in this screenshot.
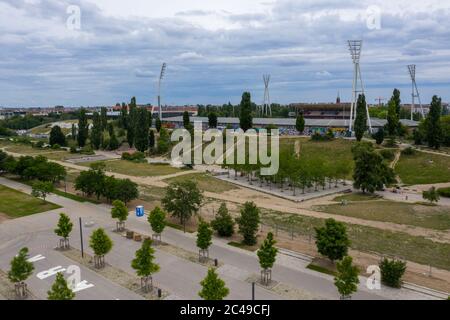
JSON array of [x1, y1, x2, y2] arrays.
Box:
[[334, 256, 359, 299], [31, 181, 54, 201], [413, 129, 422, 145], [257, 232, 277, 285], [108, 123, 119, 150], [386, 99, 399, 136], [422, 186, 440, 204], [296, 112, 305, 134], [236, 201, 260, 246], [111, 200, 129, 231], [183, 111, 191, 128], [119, 103, 128, 129], [354, 94, 367, 141], [155, 117, 162, 133], [54, 213, 73, 249], [49, 125, 66, 146], [211, 203, 235, 237], [198, 268, 229, 300], [89, 228, 113, 268], [135, 107, 150, 152], [100, 107, 108, 131], [127, 97, 137, 147], [426, 95, 442, 149], [315, 219, 350, 262], [8, 247, 34, 298], [71, 123, 77, 140], [208, 112, 218, 128], [391, 88, 401, 118], [157, 127, 171, 154], [239, 92, 253, 132], [149, 130, 156, 151], [162, 181, 203, 232], [379, 258, 406, 288], [373, 128, 385, 145], [131, 239, 160, 292], [47, 273, 75, 300], [115, 179, 139, 204], [148, 206, 166, 243], [77, 108, 89, 147], [352, 142, 395, 193], [197, 219, 213, 262], [90, 112, 103, 150]]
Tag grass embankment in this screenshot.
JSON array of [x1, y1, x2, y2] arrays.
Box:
[[395, 151, 450, 185], [80, 160, 183, 177], [164, 173, 237, 193], [261, 210, 450, 271], [0, 184, 60, 218], [280, 137, 355, 179], [314, 194, 450, 231]]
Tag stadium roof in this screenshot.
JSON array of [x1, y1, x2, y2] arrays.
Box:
[[162, 116, 419, 128]]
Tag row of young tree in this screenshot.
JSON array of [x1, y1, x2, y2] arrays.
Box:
[[222, 150, 352, 195]]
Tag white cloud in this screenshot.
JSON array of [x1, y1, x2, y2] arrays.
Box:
[[0, 0, 449, 107]]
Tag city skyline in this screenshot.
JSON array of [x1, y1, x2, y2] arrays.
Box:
[[1, 0, 450, 107]]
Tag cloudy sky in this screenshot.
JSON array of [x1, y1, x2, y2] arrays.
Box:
[[1, 0, 450, 107]]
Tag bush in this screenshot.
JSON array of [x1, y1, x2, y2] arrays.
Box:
[[380, 149, 395, 161], [437, 187, 450, 198], [379, 258, 406, 288], [70, 146, 78, 154], [311, 132, 333, 142], [51, 144, 61, 150], [80, 145, 94, 155], [34, 141, 45, 149], [401, 147, 416, 156], [211, 203, 235, 237], [121, 152, 146, 163]]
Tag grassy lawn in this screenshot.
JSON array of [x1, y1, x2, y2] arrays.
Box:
[[313, 200, 450, 231], [0, 185, 60, 218], [396, 151, 450, 185], [280, 137, 355, 179], [138, 185, 168, 202], [164, 173, 238, 193], [261, 210, 450, 271], [80, 160, 183, 177]]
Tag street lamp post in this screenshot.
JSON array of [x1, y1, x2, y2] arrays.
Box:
[[79, 217, 84, 258]]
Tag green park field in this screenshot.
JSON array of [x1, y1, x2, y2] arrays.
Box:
[[80, 160, 183, 177], [0, 185, 60, 218], [396, 151, 450, 185]]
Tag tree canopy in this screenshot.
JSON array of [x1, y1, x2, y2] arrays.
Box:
[[257, 232, 278, 270], [198, 268, 229, 300], [315, 219, 350, 261], [47, 273, 75, 300]]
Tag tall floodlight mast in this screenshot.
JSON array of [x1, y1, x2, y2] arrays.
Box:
[[262, 75, 272, 116], [407, 65, 424, 120], [348, 40, 372, 133], [157, 63, 167, 120]]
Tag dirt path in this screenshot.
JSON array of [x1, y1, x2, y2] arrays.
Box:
[[3, 148, 450, 243]]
